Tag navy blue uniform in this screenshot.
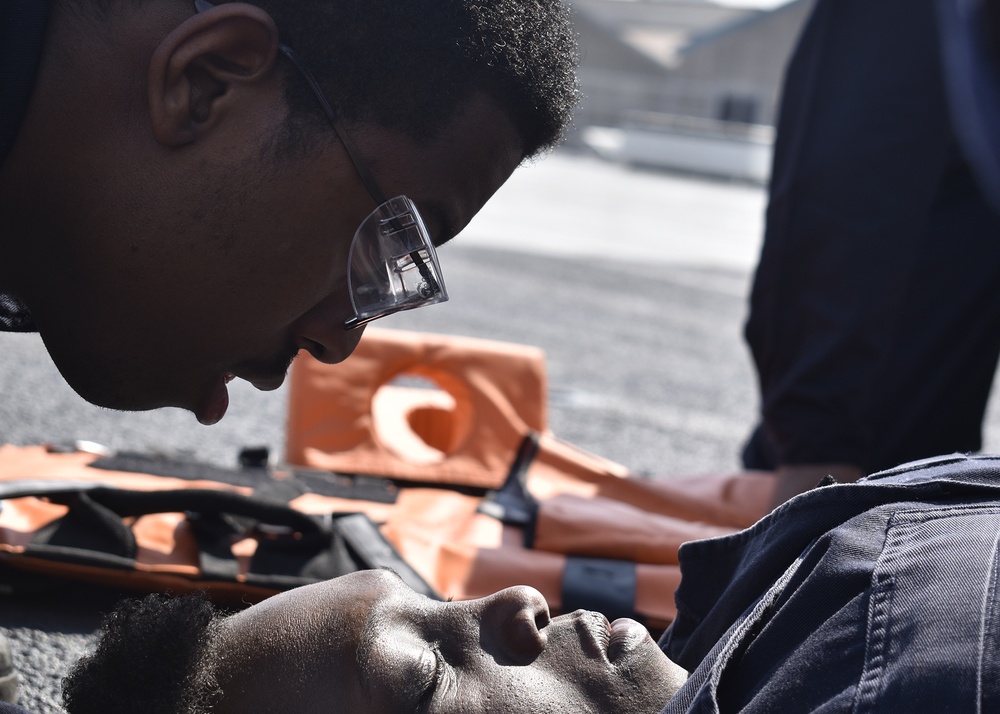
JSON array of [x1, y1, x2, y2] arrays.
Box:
[[743, 0, 1000, 474], [662, 454, 1000, 711]]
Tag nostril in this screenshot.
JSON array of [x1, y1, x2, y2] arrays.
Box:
[[523, 587, 551, 632], [508, 608, 547, 661], [298, 337, 326, 362], [484, 586, 550, 663]]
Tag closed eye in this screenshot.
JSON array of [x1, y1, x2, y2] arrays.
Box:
[[415, 646, 444, 714]]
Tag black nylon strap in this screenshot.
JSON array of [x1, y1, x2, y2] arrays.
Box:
[[3, 473, 430, 593], [81, 487, 324, 536], [337, 513, 441, 600], [89, 452, 263, 488], [31, 492, 137, 560], [477, 432, 540, 543], [15, 479, 314, 535], [291, 470, 399, 504], [193, 524, 241, 581], [561, 557, 638, 622], [89, 452, 401, 504], [19, 485, 329, 581]]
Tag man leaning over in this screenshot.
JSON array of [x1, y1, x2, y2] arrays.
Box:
[[0, 0, 580, 709]]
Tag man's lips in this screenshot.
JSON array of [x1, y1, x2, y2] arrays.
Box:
[[196, 362, 292, 425], [570, 611, 652, 666], [240, 371, 287, 392], [235, 349, 299, 392], [607, 618, 650, 663], [197, 373, 234, 426]]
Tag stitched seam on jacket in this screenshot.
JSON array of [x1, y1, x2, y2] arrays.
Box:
[[852, 511, 908, 714], [977, 532, 1000, 714], [853, 505, 1000, 713], [852, 576, 895, 713]]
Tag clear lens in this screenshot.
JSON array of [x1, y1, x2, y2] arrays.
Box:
[[345, 196, 448, 329]]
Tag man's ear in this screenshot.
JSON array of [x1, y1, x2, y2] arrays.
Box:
[[148, 3, 280, 147]]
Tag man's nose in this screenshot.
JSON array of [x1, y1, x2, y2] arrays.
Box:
[[292, 294, 365, 365], [478, 586, 551, 663]]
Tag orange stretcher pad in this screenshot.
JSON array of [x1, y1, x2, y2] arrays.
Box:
[[286, 328, 778, 628], [0, 328, 777, 630]]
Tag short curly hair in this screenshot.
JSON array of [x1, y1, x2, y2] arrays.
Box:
[[62, 594, 224, 714], [70, 0, 581, 159]]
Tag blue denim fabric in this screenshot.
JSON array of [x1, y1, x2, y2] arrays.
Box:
[[659, 454, 1000, 712]]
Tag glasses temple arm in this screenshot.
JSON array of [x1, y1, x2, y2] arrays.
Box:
[[195, 1, 441, 311], [194, 1, 388, 207], [280, 42, 438, 289], [278, 45, 389, 206]]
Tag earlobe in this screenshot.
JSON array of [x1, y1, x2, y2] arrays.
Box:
[[148, 2, 280, 147]]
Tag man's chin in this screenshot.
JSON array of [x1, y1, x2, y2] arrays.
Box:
[[74, 384, 180, 413], [55, 362, 191, 414], [616, 640, 688, 713], [49, 348, 232, 425], [648, 654, 688, 711]]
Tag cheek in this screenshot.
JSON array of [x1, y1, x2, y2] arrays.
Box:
[[474, 637, 677, 714], [247, 221, 354, 316], [448, 658, 598, 714], [200, 230, 350, 343]]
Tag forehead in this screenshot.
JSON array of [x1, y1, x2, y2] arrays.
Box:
[[217, 570, 407, 654], [211, 570, 414, 711], [261, 568, 408, 616], [357, 93, 524, 246]]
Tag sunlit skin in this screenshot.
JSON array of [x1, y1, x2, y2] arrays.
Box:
[[0, 1, 524, 424], [209, 570, 687, 713]]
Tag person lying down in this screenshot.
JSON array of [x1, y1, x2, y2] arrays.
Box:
[[61, 569, 688, 714]]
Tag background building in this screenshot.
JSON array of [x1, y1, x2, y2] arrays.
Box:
[[571, 0, 814, 180]]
